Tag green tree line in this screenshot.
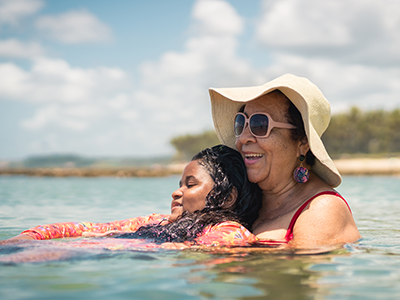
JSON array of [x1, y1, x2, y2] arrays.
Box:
[[323, 107, 400, 157], [170, 107, 400, 160], [170, 130, 220, 161]]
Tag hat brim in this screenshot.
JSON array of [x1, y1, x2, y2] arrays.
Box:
[[209, 74, 341, 187]]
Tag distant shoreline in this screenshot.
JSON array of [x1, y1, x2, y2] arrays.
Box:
[[1, 158, 400, 177], [333, 157, 400, 176], [0, 165, 185, 178]]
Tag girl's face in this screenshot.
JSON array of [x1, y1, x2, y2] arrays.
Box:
[[169, 160, 214, 222]]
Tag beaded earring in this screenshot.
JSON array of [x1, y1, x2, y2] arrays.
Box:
[[293, 155, 309, 183]]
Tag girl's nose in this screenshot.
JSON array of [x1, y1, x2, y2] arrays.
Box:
[[171, 187, 183, 200]]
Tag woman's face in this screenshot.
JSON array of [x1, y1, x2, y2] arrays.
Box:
[[169, 160, 214, 222], [235, 93, 302, 191]]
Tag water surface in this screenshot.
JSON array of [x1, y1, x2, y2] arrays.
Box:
[[1, 175, 400, 300]]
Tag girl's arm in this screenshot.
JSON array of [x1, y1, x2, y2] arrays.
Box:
[[158, 222, 257, 249], [15, 214, 170, 240], [1, 234, 35, 244], [194, 221, 257, 247]]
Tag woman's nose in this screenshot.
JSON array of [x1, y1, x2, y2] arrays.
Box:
[[237, 123, 256, 144], [171, 187, 183, 200]]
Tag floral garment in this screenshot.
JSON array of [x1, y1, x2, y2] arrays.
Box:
[[21, 213, 169, 240], [21, 213, 257, 247]]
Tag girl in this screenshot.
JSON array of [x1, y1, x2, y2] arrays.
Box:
[[4, 145, 262, 248]]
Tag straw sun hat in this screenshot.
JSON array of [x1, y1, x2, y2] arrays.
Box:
[[209, 73, 341, 187]]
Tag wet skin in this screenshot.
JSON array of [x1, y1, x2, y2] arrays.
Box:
[[169, 160, 214, 222]]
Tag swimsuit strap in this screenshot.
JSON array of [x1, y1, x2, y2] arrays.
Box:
[[284, 191, 351, 242]]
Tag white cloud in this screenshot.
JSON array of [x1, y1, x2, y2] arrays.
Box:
[[251, 0, 400, 113], [0, 0, 43, 25], [131, 0, 259, 142], [0, 57, 132, 133], [256, 0, 351, 47], [21, 105, 89, 131], [192, 0, 243, 35], [1, 0, 259, 157], [0, 38, 44, 58], [256, 0, 400, 66], [0, 57, 128, 103], [4, 0, 400, 159], [107, 94, 129, 110], [28, 133, 59, 153], [63, 104, 103, 118], [35, 10, 112, 44], [121, 110, 138, 121], [260, 52, 400, 112], [19, 97, 130, 131]]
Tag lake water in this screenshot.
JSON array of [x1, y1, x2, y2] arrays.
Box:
[[1, 175, 400, 300]]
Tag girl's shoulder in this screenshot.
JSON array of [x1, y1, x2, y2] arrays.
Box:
[[196, 221, 257, 246]]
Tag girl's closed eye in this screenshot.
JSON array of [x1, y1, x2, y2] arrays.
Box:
[[186, 180, 197, 188]]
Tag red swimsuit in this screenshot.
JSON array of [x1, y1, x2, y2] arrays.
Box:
[[257, 191, 351, 245]]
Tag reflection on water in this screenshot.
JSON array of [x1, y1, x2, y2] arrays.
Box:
[[179, 252, 334, 299], [1, 176, 400, 299]]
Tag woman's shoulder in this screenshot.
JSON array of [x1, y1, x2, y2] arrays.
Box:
[[306, 191, 351, 214], [296, 190, 352, 226], [297, 177, 350, 215], [292, 190, 360, 245]]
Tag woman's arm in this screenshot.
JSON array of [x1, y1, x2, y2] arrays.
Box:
[[290, 194, 361, 247]]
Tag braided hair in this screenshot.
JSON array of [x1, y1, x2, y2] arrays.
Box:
[[116, 145, 262, 243]]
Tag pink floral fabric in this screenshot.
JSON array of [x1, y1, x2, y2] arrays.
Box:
[[21, 213, 169, 240], [20, 214, 257, 247]]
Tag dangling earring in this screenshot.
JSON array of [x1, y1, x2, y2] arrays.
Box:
[[293, 155, 309, 183]]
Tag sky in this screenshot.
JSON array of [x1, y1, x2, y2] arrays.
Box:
[[0, 0, 399, 160]]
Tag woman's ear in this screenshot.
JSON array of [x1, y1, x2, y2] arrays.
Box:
[[222, 187, 238, 209], [297, 137, 310, 157]]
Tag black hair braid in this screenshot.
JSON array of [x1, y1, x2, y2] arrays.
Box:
[[116, 145, 262, 243]]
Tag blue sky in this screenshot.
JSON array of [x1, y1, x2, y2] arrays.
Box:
[[0, 0, 399, 160]]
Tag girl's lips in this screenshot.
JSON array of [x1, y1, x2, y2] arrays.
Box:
[[171, 206, 181, 212], [171, 200, 182, 211], [243, 153, 264, 165]]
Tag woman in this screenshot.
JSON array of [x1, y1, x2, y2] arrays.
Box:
[[4, 145, 262, 248], [209, 74, 361, 248]]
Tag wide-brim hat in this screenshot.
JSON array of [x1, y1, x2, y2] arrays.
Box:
[[209, 73, 341, 187]]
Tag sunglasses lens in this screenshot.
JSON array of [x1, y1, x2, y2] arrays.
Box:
[[250, 114, 269, 137], [234, 114, 245, 136]]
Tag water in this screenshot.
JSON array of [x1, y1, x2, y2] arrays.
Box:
[[1, 175, 400, 300]]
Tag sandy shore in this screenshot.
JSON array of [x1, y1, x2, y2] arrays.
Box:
[[0, 166, 184, 178], [1, 158, 400, 177], [334, 157, 400, 175]]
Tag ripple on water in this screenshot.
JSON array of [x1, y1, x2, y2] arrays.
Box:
[[1, 176, 400, 300]]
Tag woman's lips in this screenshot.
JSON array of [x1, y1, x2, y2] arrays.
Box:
[[243, 153, 264, 165]]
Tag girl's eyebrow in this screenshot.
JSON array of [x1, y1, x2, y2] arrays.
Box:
[[185, 175, 196, 182], [179, 175, 196, 187], [185, 175, 197, 184]]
